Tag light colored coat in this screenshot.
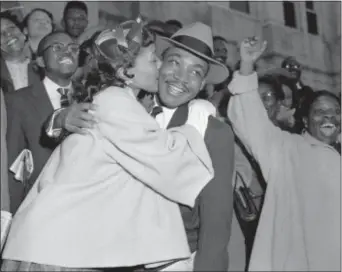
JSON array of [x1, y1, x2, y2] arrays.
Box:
[[228, 72, 340, 271], [2, 86, 214, 268]]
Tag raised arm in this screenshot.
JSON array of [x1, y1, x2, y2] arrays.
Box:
[[95, 87, 214, 208], [227, 37, 291, 181]]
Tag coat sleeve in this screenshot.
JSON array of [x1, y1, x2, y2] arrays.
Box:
[[227, 72, 294, 181], [194, 118, 234, 271], [1, 90, 10, 212], [94, 87, 214, 208]]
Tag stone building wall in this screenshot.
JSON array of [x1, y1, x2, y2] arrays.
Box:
[[18, 1, 341, 94]]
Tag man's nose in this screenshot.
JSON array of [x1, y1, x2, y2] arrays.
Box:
[[173, 68, 189, 83]]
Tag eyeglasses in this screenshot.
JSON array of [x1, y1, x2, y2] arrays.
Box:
[[41, 42, 80, 55]]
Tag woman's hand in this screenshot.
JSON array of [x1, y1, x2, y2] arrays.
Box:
[[239, 36, 267, 76]]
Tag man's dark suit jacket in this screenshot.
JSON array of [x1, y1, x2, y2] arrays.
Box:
[[166, 104, 235, 271], [0, 57, 41, 93], [5, 80, 58, 214]]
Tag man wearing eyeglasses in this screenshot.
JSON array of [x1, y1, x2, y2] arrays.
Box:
[[5, 31, 96, 214]]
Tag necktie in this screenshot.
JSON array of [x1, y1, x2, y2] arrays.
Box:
[[57, 88, 70, 108], [151, 106, 163, 118]]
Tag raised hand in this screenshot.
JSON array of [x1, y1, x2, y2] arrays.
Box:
[[240, 36, 267, 64]]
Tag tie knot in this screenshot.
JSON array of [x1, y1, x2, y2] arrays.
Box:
[[57, 87, 69, 96], [151, 106, 163, 118]]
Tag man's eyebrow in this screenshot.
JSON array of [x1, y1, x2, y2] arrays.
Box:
[[165, 52, 181, 58]]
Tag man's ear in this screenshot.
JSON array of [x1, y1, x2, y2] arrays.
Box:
[[35, 56, 45, 68], [200, 79, 207, 90], [303, 117, 308, 129]]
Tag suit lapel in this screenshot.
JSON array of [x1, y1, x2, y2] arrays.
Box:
[[27, 61, 41, 85], [0, 57, 14, 93], [166, 103, 189, 129], [28, 80, 54, 121]]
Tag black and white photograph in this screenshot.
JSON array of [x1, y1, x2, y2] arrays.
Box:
[[0, 1, 341, 271]]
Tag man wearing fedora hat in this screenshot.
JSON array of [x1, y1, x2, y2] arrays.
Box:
[[151, 22, 235, 271]]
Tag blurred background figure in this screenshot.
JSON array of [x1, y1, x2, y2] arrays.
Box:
[[22, 8, 54, 60], [62, 0, 88, 43]]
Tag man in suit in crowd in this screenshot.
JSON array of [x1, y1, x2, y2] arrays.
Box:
[[151, 22, 235, 271], [5, 31, 96, 214], [0, 11, 41, 93]]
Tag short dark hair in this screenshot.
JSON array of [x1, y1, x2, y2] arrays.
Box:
[[213, 35, 229, 44], [36, 30, 71, 56], [258, 75, 285, 101], [165, 19, 182, 29], [63, 1, 88, 19], [298, 90, 340, 120], [22, 8, 54, 30], [0, 11, 21, 30]]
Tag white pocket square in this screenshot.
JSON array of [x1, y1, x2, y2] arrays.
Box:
[[9, 149, 34, 183]]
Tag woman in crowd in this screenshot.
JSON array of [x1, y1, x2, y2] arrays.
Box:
[[1, 19, 214, 271], [228, 37, 340, 271], [22, 8, 54, 60], [0, 11, 40, 92]]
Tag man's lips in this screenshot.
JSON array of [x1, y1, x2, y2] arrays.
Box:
[[7, 38, 18, 46], [58, 56, 74, 65], [166, 82, 189, 96], [320, 123, 338, 136]]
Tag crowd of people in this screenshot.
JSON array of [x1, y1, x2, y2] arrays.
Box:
[[0, 1, 340, 271]]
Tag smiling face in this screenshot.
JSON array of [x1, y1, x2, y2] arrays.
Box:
[[39, 32, 79, 79], [258, 82, 279, 123], [305, 95, 341, 145], [25, 10, 53, 39], [158, 47, 208, 108], [0, 18, 26, 57], [283, 57, 302, 81]]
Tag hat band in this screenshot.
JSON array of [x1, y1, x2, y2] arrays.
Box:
[[173, 35, 213, 58]]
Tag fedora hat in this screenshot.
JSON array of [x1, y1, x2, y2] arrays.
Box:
[[155, 22, 229, 84]]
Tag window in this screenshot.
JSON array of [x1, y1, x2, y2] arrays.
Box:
[[283, 1, 297, 28], [229, 1, 250, 14], [305, 1, 318, 35]]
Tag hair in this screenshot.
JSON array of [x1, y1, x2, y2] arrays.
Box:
[[213, 35, 229, 44], [281, 56, 299, 68], [298, 90, 340, 121], [84, 26, 156, 91], [0, 11, 22, 30], [63, 0, 88, 19], [36, 30, 71, 56], [165, 19, 182, 29], [258, 75, 285, 101], [21, 8, 54, 31]]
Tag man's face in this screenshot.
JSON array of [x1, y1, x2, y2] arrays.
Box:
[[258, 82, 279, 124], [283, 58, 301, 81], [306, 96, 341, 145], [64, 8, 88, 39], [213, 39, 228, 64], [0, 18, 26, 57], [40, 33, 79, 79], [158, 47, 208, 109]]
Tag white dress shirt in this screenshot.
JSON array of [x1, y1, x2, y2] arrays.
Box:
[[43, 76, 72, 110], [5, 59, 29, 91], [43, 77, 72, 138]]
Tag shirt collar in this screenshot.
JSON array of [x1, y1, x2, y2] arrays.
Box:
[[153, 95, 177, 115], [43, 76, 72, 91], [303, 132, 338, 153]]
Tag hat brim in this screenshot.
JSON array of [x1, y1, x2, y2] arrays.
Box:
[[258, 68, 297, 79], [155, 35, 229, 84]]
